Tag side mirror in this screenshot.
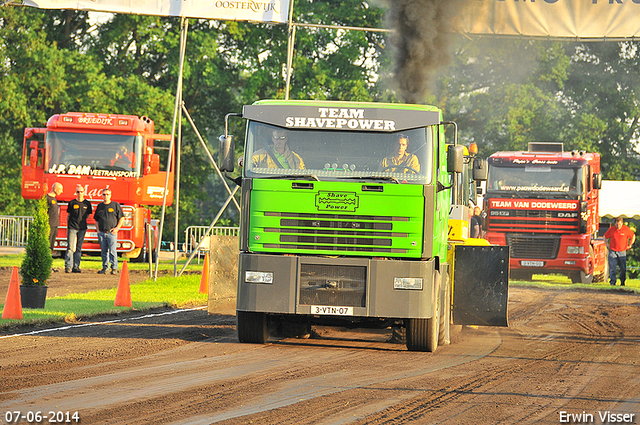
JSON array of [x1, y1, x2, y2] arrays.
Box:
[[593, 173, 602, 190], [144, 153, 160, 174], [30, 149, 39, 168], [447, 145, 464, 174], [219, 135, 235, 172], [472, 158, 488, 181]]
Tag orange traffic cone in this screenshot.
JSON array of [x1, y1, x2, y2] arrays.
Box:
[[114, 261, 132, 307], [199, 252, 210, 294], [2, 266, 23, 320]]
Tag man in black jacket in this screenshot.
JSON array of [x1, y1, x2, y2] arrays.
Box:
[[65, 185, 92, 273]]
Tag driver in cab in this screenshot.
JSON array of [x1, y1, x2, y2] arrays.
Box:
[[379, 133, 420, 173], [252, 129, 305, 169]]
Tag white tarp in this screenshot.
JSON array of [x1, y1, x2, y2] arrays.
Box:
[[454, 0, 640, 39], [599, 180, 640, 220], [21, 0, 290, 23]]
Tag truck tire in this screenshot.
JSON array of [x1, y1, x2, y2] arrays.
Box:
[[406, 271, 440, 352], [579, 270, 593, 284], [237, 310, 269, 344], [129, 247, 144, 263], [439, 276, 451, 346]]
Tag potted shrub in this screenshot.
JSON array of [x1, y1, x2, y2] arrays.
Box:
[[20, 197, 52, 308]]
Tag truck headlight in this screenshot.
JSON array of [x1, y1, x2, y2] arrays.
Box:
[[567, 246, 584, 254], [394, 277, 423, 290], [245, 271, 273, 284]]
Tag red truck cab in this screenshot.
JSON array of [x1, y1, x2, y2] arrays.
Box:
[[485, 142, 606, 284], [21, 112, 173, 260]]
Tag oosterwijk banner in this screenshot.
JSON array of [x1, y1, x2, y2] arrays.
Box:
[[21, 0, 290, 23], [453, 0, 640, 39]]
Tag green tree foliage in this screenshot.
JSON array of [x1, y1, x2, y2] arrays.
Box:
[[563, 41, 640, 180], [437, 37, 572, 154], [438, 36, 640, 179], [3, 3, 640, 243], [20, 197, 52, 285]]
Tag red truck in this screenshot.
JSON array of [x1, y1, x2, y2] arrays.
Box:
[[484, 142, 607, 284], [21, 112, 174, 260]]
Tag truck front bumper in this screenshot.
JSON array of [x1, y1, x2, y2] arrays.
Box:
[[237, 253, 438, 319]]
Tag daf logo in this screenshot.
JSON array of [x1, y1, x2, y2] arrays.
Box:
[[558, 212, 578, 218]]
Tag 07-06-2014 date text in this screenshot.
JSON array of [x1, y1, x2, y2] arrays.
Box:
[[4, 411, 80, 423]]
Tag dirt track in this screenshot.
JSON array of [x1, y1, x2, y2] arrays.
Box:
[[1, 282, 640, 424]]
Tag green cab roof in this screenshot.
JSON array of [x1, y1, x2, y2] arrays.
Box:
[[244, 100, 442, 132]]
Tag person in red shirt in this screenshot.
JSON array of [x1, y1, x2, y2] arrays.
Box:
[[604, 216, 636, 286]]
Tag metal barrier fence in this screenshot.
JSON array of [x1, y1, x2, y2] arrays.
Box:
[[183, 226, 239, 253], [0, 216, 33, 247]]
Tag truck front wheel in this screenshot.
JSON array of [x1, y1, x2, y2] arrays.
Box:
[[237, 310, 269, 344], [406, 272, 440, 352], [406, 314, 439, 352]]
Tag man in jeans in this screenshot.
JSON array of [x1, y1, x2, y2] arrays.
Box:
[[65, 185, 92, 273], [604, 216, 636, 286], [93, 188, 124, 275]]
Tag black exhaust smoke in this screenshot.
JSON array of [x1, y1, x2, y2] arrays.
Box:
[[388, 0, 463, 104]]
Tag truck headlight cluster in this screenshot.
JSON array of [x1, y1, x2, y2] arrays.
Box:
[[245, 271, 273, 284], [393, 277, 423, 290], [567, 246, 584, 254]]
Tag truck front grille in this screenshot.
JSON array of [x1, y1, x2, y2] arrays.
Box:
[[299, 263, 366, 307], [256, 212, 414, 255], [506, 235, 560, 259]]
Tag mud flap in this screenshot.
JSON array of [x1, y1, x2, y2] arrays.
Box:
[[452, 245, 509, 327]]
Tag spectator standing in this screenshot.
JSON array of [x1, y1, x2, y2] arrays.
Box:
[[93, 188, 124, 274], [470, 208, 480, 238], [65, 185, 92, 273], [473, 206, 485, 238], [45, 182, 63, 251], [604, 216, 636, 286]]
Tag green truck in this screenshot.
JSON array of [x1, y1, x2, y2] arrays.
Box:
[[219, 100, 509, 352]]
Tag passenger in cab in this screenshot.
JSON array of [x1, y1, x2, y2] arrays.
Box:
[[379, 133, 420, 173], [110, 145, 135, 169]]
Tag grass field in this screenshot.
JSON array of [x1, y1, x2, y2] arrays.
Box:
[[510, 273, 640, 293], [0, 253, 209, 329]]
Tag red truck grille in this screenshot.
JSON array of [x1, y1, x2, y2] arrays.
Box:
[[506, 235, 560, 259]]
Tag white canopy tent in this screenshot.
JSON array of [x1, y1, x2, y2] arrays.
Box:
[[599, 180, 640, 220]]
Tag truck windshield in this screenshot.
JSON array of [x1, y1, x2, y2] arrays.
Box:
[[244, 122, 434, 184], [47, 131, 141, 177], [488, 165, 583, 194]]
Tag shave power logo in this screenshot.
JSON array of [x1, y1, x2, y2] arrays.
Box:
[[315, 191, 359, 212]]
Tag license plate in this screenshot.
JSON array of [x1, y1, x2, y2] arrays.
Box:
[[310, 305, 354, 316], [521, 261, 544, 267]]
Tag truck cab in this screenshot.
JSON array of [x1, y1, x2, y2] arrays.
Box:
[[21, 112, 173, 259], [224, 100, 508, 352], [485, 142, 606, 283]]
